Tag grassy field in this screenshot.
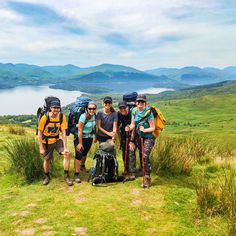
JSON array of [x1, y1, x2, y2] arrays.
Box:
[[0, 91, 236, 236]]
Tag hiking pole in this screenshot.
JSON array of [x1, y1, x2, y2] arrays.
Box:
[[140, 131, 145, 187], [124, 131, 129, 176]]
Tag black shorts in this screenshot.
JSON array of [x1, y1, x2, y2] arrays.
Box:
[[97, 134, 112, 143], [74, 137, 93, 160]]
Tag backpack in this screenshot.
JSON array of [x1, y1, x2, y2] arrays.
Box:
[[67, 96, 92, 136], [123, 92, 138, 110], [133, 106, 166, 138], [89, 143, 124, 186], [36, 96, 63, 136]]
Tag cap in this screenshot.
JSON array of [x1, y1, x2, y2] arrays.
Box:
[[136, 94, 146, 102], [50, 100, 61, 107], [118, 101, 127, 108], [103, 96, 112, 103], [88, 101, 97, 108]]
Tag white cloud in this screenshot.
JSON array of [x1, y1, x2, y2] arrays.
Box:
[[0, 0, 235, 69]]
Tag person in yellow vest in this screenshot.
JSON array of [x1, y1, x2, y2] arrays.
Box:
[[38, 100, 73, 186]]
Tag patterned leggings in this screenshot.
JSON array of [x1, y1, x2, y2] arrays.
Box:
[[129, 138, 155, 176]]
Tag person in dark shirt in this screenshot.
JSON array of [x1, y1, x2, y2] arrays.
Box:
[[117, 101, 133, 178]]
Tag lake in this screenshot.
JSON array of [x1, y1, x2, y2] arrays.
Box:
[[0, 86, 173, 115]]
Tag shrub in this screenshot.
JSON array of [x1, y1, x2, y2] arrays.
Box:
[[5, 138, 43, 183], [151, 136, 212, 175], [8, 125, 26, 135]]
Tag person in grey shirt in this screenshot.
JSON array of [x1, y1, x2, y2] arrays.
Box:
[[97, 96, 118, 145]]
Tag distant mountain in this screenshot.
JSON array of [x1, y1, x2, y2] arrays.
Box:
[[42, 64, 81, 77], [50, 71, 187, 93], [146, 66, 236, 85], [1, 62, 236, 94], [154, 80, 236, 101]]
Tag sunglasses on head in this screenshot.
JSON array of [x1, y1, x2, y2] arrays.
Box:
[[88, 107, 96, 111]]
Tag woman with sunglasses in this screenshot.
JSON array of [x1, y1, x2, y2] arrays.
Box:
[[97, 96, 118, 144], [128, 94, 155, 188], [74, 101, 97, 183]]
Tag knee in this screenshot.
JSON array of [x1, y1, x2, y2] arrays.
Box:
[[64, 151, 71, 160]]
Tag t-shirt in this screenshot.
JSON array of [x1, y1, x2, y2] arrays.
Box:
[[79, 113, 96, 138], [118, 111, 132, 139], [97, 110, 118, 138], [38, 113, 67, 144], [132, 107, 154, 138]]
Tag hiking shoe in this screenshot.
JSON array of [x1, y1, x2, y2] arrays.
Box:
[[141, 176, 151, 188], [64, 175, 73, 186], [43, 175, 50, 185], [74, 173, 81, 183], [80, 165, 89, 173], [129, 174, 136, 181]]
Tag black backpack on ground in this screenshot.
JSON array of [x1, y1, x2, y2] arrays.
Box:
[[123, 92, 138, 110], [36, 96, 63, 136], [89, 143, 124, 186]]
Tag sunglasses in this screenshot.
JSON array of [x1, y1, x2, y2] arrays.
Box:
[[137, 100, 145, 104], [104, 101, 112, 104], [88, 107, 96, 111]]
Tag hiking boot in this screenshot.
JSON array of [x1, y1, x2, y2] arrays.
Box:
[[64, 174, 73, 186], [80, 164, 89, 173], [141, 176, 151, 188], [43, 175, 50, 185], [74, 173, 81, 183], [129, 174, 136, 181]]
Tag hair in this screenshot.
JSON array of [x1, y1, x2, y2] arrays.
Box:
[[110, 106, 115, 113]]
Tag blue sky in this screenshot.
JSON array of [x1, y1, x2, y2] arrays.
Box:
[[0, 0, 235, 70]]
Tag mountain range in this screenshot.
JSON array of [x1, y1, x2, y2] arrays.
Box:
[[0, 63, 236, 93]]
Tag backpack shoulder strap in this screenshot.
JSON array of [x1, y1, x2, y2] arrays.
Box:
[[42, 113, 50, 133]]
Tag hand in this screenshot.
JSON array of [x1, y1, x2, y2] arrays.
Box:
[[108, 131, 116, 138], [93, 138, 97, 143], [125, 125, 130, 132], [139, 125, 145, 133], [39, 147, 46, 156], [76, 144, 84, 152], [63, 148, 70, 154], [129, 142, 135, 152]]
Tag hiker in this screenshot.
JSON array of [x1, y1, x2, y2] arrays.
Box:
[[38, 100, 73, 186], [128, 94, 155, 188], [117, 101, 132, 177], [74, 101, 97, 183], [97, 96, 118, 144]]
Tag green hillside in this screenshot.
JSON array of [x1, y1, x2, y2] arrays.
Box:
[[0, 81, 235, 235]]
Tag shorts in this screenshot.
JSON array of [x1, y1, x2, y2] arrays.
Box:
[[97, 134, 112, 143], [43, 139, 64, 161], [74, 137, 93, 160]]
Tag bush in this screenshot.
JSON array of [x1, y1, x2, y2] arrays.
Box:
[[5, 138, 43, 183], [151, 136, 212, 175], [8, 125, 26, 135]]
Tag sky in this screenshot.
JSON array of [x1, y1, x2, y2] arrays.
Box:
[[0, 0, 236, 70]]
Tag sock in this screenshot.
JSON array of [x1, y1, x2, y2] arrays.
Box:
[[64, 170, 69, 175], [45, 172, 50, 176], [74, 172, 80, 175]]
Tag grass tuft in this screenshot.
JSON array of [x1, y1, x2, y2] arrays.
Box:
[[8, 125, 26, 135], [5, 138, 43, 183]]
